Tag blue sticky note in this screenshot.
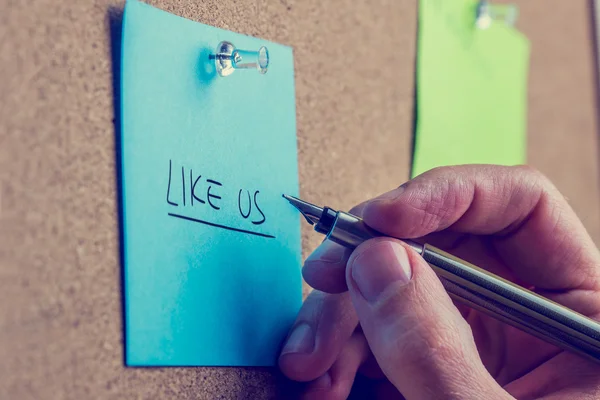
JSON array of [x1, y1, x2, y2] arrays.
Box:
[[120, 0, 302, 366]]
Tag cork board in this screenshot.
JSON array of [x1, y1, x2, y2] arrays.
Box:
[[0, 0, 599, 399]]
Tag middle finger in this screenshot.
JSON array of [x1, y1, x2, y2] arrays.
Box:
[[279, 290, 359, 382]]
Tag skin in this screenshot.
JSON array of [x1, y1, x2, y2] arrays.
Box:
[[278, 165, 600, 399]]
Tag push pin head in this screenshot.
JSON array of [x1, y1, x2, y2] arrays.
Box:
[[213, 41, 269, 77], [475, 1, 517, 30], [475, 1, 492, 29]]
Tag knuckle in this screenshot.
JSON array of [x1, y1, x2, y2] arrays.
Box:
[[387, 318, 465, 370], [374, 287, 476, 370], [512, 165, 550, 187], [378, 300, 465, 361], [505, 165, 555, 220], [408, 174, 459, 233], [513, 164, 541, 176], [300, 290, 327, 320]]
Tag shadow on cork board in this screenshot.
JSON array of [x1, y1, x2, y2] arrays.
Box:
[[108, 5, 128, 367]]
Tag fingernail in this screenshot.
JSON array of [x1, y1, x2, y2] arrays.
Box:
[[350, 241, 412, 302], [305, 242, 345, 263], [312, 372, 331, 389], [281, 323, 315, 355]]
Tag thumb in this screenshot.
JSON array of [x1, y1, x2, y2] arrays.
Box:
[[346, 238, 511, 399]]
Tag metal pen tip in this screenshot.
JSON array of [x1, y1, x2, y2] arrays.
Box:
[[282, 194, 323, 225], [281, 194, 296, 202]]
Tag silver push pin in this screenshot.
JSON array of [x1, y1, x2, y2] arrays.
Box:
[[475, 1, 517, 30], [212, 41, 269, 77]]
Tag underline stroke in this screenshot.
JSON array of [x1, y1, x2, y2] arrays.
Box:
[[168, 213, 276, 239]]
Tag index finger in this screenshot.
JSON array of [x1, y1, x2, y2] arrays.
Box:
[[363, 165, 600, 292], [302, 202, 368, 293]]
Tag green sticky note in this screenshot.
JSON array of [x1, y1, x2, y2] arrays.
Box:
[[412, 0, 530, 177], [120, 0, 301, 366]]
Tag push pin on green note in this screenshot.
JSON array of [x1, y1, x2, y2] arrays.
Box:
[[475, 1, 518, 30], [212, 41, 269, 77]]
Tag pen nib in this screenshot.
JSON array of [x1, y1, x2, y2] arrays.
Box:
[[282, 194, 323, 225]]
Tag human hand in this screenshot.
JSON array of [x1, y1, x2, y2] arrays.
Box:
[[278, 165, 600, 399]]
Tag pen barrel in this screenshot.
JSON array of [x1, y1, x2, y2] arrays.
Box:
[[422, 244, 600, 363], [323, 210, 378, 247], [325, 211, 424, 254]]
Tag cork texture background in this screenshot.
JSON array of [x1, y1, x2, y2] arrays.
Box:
[[0, 0, 599, 398]]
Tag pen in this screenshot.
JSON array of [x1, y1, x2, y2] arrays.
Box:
[[283, 194, 600, 363]]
